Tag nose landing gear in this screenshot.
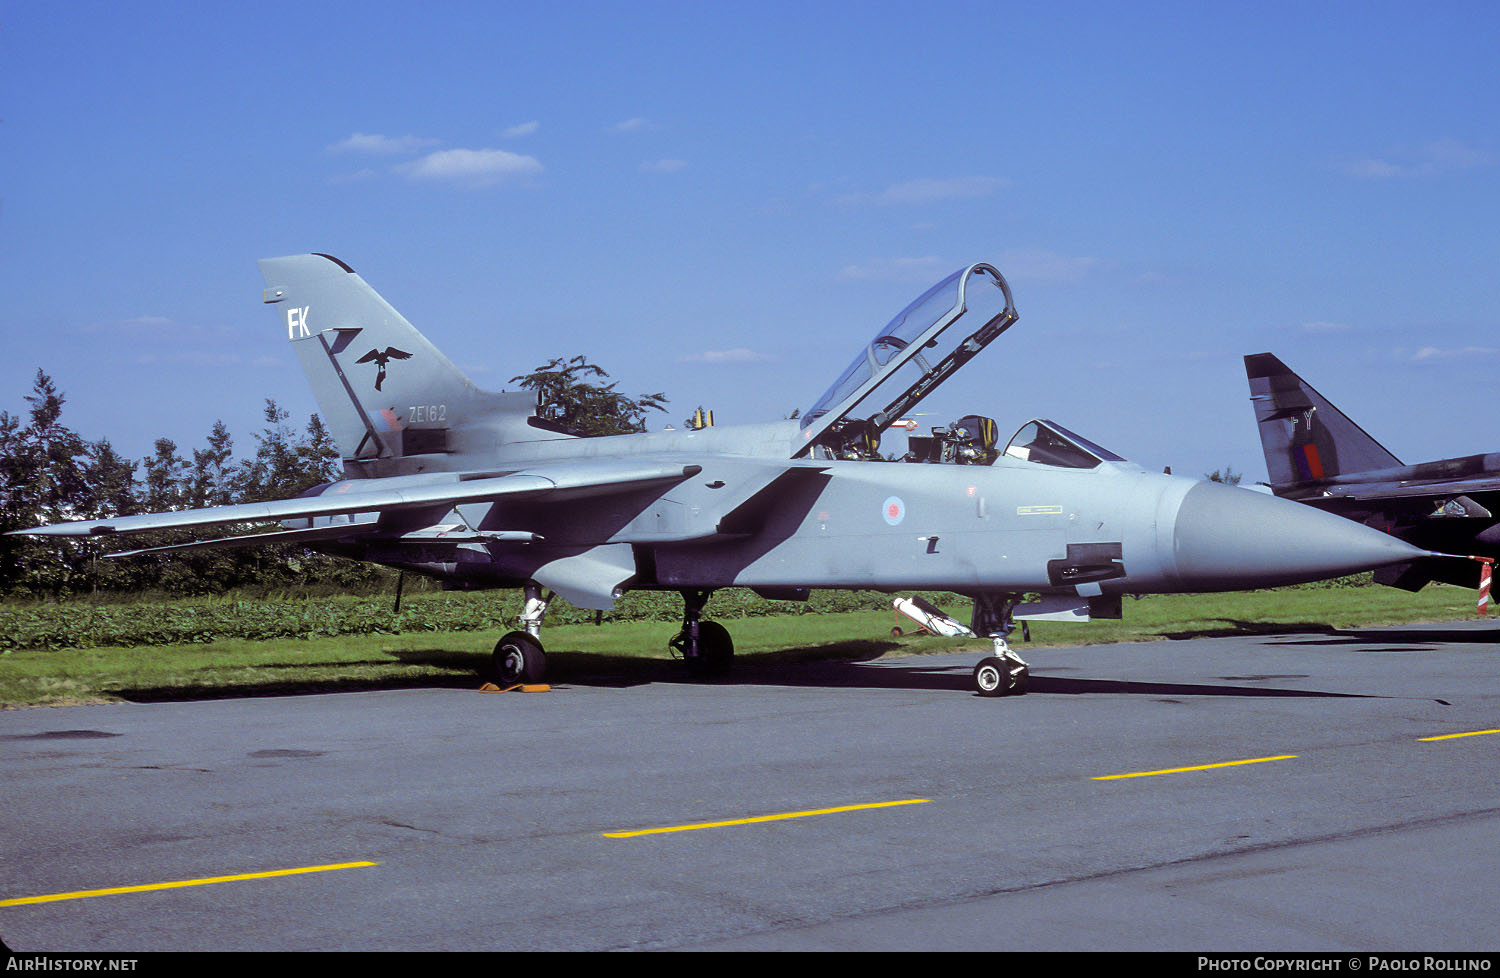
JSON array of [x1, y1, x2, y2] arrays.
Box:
[[893, 591, 1032, 695], [972, 639, 1030, 697], [970, 593, 1029, 696]]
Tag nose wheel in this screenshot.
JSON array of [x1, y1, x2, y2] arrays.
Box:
[[970, 594, 1029, 696], [972, 645, 1028, 697]]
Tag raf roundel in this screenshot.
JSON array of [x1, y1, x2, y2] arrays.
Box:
[[882, 495, 906, 526]]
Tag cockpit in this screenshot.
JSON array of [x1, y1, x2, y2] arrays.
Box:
[[1001, 419, 1125, 469], [796, 263, 1128, 468], [797, 263, 1016, 460], [901, 416, 1126, 468]]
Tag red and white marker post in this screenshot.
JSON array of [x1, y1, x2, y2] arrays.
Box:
[[1471, 556, 1494, 615]]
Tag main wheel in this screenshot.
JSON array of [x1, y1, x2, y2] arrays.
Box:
[[696, 621, 734, 677], [493, 631, 547, 685], [675, 621, 734, 677], [973, 656, 1025, 697]]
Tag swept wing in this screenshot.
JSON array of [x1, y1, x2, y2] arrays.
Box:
[[1302, 476, 1500, 508], [13, 460, 702, 539]]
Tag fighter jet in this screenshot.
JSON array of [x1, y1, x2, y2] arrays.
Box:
[[8, 256, 1439, 696], [1245, 352, 1491, 593]]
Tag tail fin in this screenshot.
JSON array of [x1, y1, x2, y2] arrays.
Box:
[[1244, 353, 1402, 490], [259, 254, 536, 474]]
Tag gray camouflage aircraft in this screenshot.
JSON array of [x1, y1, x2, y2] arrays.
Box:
[[11, 256, 1440, 695], [1246, 352, 1490, 593]]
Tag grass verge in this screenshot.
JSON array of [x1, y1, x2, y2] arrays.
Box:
[[0, 585, 1490, 709]]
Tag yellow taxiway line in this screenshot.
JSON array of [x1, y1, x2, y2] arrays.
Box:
[[1418, 729, 1500, 742], [1092, 755, 1299, 781], [603, 798, 931, 838], [0, 861, 379, 908]]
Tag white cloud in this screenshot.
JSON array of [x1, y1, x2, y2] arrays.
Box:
[[679, 348, 774, 364], [834, 176, 1007, 206], [841, 247, 1115, 286], [329, 132, 439, 155], [327, 168, 377, 185], [1425, 139, 1492, 168], [1301, 320, 1350, 333], [135, 352, 245, 368], [1410, 345, 1500, 361], [878, 176, 1007, 204], [608, 117, 650, 133], [396, 148, 544, 188], [1338, 140, 1492, 179], [502, 121, 540, 138], [997, 248, 1106, 285], [86, 316, 232, 343], [639, 158, 687, 173], [1343, 158, 1409, 179], [836, 256, 946, 283]]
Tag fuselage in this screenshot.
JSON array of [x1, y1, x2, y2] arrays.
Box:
[[310, 419, 1425, 600]]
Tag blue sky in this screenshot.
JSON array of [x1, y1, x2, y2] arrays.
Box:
[[2, 1, 1497, 484]]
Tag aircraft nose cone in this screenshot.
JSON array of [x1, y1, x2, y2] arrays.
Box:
[[1170, 481, 1427, 590]]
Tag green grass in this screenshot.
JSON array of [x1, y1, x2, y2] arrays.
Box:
[[0, 584, 1488, 709]]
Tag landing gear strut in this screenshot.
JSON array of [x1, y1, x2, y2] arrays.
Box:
[[668, 589, 734, 677], [970, 593, 1029, 697], [493, 582, 551, 684]]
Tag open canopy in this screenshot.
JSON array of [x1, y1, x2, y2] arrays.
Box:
[[795, 263, 1016, 459]]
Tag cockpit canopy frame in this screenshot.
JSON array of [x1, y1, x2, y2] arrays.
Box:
[[1002, 419, 1127, 469], [794, 263, 1017, 459]]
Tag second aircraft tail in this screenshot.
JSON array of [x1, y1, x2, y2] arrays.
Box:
[[1244, 353, 1403, 492]]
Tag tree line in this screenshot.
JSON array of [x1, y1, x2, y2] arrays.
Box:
[[0, 358, 669, 600], [0, 369, 356, 598]]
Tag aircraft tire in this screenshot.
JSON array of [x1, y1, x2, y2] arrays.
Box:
[[691, 621, 734, 678], [494, 631, 547, 685], [973, 657, 1014, 697]]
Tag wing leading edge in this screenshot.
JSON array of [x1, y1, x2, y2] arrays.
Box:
[[10, 460, 703, 539], [1306, 477, 1500, 507]]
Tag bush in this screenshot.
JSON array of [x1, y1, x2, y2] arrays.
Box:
[[0, 588, 957, 651]]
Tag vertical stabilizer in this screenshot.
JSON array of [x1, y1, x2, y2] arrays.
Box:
[[1244, 353, 1402, 490], [259, 253, 534, 473]]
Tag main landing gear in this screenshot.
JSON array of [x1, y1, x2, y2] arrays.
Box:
[[668, 589, 734, 677], [492, 582, 551, 685], [969, 593, 1029, 697], [491, 583, 738, 685]]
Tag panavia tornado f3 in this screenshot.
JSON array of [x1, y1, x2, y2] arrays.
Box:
[[12, 255, 1442, 695]]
